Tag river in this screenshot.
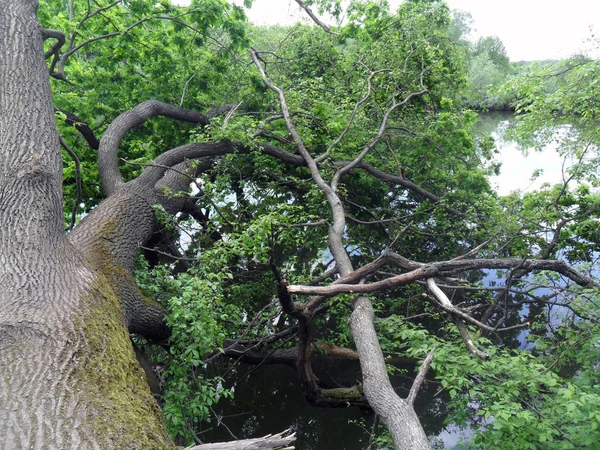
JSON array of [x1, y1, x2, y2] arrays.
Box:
[[478, 111, 574, 195]]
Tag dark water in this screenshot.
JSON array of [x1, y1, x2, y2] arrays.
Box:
[[201, 362, 374, 449], [200, 357, 452, 449]]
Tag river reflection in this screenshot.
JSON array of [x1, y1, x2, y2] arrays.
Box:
[[477, 112, 573, 196]]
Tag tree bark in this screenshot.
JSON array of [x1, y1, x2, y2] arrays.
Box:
[[350, 297, 430, 449], [0, 3, 173, 448]]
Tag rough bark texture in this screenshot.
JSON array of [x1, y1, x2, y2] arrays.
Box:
[[98, 100, 209, 196], [0, 3, 173, 448]]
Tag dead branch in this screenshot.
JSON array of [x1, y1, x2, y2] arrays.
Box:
[[293, 0, 340, 35], [407, 348, 435, 406], [426, 279, 489, 360], [186, 428, 296, 450]]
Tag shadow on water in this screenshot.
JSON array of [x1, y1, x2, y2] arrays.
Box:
[[200, 358, 451, 449]]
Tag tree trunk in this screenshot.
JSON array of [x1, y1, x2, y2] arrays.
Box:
[[0, 2, 173, 448], [350, 297, 430, 450]]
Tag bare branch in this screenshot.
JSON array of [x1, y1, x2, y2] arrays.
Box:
[[426, 279, 489, 360], [57, 108, 100, 150], [288, 258, 600, 296], [316, 65, 391, 163], [251, 48, 353, 274], [331, 85, 428, 191], [407, 348, 435, 406], [41, 28, 65, 59], [293, 0, 340, 35]]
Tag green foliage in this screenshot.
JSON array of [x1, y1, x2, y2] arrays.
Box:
[[461, 35, 515, 110], [40, 0, 250, 215], [376, 316, 600, 449], [505, 52, 600, 153], [40, 0, 600, 447], [136, 258, 238, 440]]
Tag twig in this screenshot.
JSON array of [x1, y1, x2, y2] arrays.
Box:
[[293, 0, 340, 35], [407, 348, 435, 406]]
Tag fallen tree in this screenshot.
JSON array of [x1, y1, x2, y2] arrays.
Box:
[[3, 1, 600, 449]]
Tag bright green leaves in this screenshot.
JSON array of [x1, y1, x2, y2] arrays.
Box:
[[136, 259, 238, 440], [373, 309, 600, 449], [40, 0, 252, 218]]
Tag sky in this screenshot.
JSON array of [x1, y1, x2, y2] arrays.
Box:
[[226, 0, 600, 61], [171, 1, 600, 61], [440, 0, 600, 61]]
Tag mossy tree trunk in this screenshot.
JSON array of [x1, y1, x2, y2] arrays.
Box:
[[0, 2, 174, 448]]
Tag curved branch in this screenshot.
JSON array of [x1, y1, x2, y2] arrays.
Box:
[[251, 48, 353, 275], [41, 28, 65, 69], [98, 100, 210, 196], [288, 258, 600, 296], [58, 108, 100, 150], [135, 141, 234, 189], [41, 28, 66, 79]]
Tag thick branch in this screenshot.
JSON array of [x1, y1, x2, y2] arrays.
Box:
[[349, 296, 429, 449], [288, 258, 600, 296], [136, 141, 235, 189], [98, 100, 209, 196]]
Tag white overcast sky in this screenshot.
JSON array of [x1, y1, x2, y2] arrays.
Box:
[[215, 0, 599, 61], [172, 1, 599, 61]]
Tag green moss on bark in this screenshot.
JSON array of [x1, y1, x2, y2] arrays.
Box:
[[76, 273, 174, 449]]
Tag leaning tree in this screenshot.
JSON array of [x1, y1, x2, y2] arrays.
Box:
[[3, 0, 600, 449]]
